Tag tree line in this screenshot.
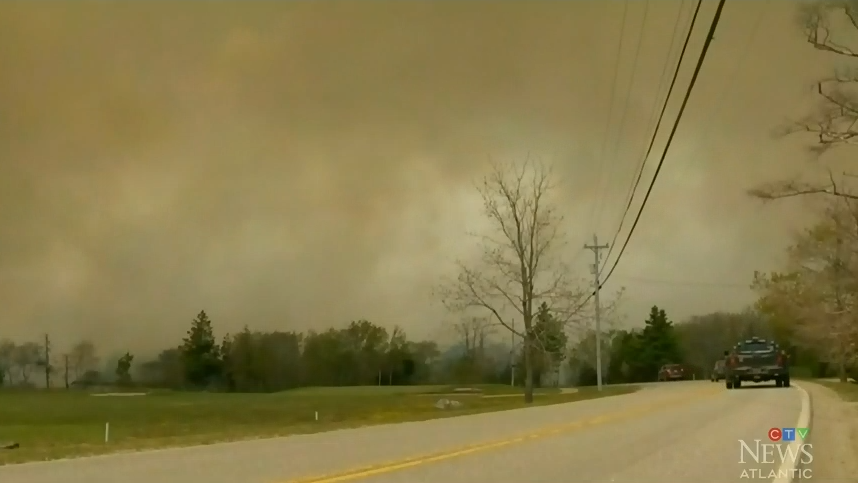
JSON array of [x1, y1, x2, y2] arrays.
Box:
[[0, 314, 446, 391], [1, 303, 764, 391]]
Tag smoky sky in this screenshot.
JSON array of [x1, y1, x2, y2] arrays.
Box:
[[0, 1, 844, 354]]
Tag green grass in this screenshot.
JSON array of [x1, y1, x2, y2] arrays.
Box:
[[789, 366, 815, 379], [285, 384, 560, 396], [0, 385, 636, 465], [817, 380, 858, 402], [284, 385, 451, 396]]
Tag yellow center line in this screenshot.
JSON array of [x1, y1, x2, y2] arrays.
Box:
[[278, 387, 723, 483]]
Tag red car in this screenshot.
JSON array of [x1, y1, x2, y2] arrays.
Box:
[[657, 364, 685, 382]]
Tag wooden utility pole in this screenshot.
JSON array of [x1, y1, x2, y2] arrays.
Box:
[[43, 333, 52, 389], [63, 354, 70, 389], [584, 234, 609, 391]]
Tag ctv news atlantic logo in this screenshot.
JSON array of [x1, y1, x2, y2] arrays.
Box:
[[739, 428, 813, 480]]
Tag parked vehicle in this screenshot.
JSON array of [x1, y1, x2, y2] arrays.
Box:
[[724, 337, 790, 389], [657, 364, 685, 382], [711, 360, 725, 382]]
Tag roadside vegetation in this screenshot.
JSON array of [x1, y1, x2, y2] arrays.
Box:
[[817, 380, 858, 402], [0, 385, 635, 464], [745, 1, 858, 394]]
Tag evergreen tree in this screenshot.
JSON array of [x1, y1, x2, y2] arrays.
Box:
[[636, 305, 683, 379], [534, 302, 567, 360], [180, 310, 222, 388], [519, 302, 568, 386], [219, 332, 235, 391], [115, 352, 134, 386]]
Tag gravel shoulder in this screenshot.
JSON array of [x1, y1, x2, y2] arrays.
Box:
[[800, 380, 858, 483]]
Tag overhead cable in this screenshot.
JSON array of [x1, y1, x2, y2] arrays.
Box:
[[585, 2, 630, 236], [600, 0, 698, 275], [592, 1, 652, 234], [599, 0, 727, 288]]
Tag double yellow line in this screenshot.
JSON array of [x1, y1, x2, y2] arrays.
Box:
[[280, 387, 722, 483]]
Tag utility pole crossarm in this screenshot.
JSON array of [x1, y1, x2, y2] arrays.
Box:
[[583, 234, 609, 391]]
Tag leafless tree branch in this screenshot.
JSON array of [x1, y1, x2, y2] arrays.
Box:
[[435, 157, 589, 401], [753, 3, 858, 203], [749, 168, 858, 201]]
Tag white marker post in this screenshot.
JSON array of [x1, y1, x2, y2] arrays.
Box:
[[314, 411, 319, 421], [104, 422, 110, 443]]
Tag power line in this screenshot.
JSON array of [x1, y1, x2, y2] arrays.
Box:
[[571, 0, 724, 314], [586, 2, 630, 236], [600, 0, 727, 288], [669, 0, 770, 185], [604, 1, 769, 286], [600, 0, 699, 275], [621, 0, 691, 210], [592, 1, 651, 234], [617, 276, 749, 288]]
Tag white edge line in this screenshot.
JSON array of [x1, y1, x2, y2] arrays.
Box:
[[772, 382, 812, 483]]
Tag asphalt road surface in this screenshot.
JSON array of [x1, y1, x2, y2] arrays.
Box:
[[1, 381, 808, 483]]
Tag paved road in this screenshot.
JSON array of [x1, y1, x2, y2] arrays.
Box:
[[0, 381, 807, 483]]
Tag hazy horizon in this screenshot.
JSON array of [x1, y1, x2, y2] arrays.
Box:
[[0, 1, 844, 356]]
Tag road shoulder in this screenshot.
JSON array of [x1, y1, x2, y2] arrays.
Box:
[[800, 380, 858, 483]]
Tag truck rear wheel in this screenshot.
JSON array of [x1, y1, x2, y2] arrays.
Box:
[[783, 377, 791, 388], [725, 380, 733, 389]]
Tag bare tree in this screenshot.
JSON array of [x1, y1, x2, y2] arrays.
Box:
[[437, 158, 588, 403], [41, 333, 53, 389], [459, 316, 497, 363], [446, 316, 498, 384], [68, 340, 100, 383], [381, 326, 407, 385], [452, 316, 496, 357], [0, 339, 15, 385], [12, 342, 41, 385], [750, 2, 858, 201]]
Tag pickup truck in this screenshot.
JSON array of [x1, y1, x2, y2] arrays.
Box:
[[724, 337, 790, 389]]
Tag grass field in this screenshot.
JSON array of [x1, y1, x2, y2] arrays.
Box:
[[817, 380, 858, 401], [286, 383, 562, 396], [0, 384, 637, 465]]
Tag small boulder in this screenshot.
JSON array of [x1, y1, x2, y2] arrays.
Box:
[[434, 398, 462, 409]]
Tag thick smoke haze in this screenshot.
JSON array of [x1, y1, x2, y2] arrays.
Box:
[[0, 1, 839, 353]]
